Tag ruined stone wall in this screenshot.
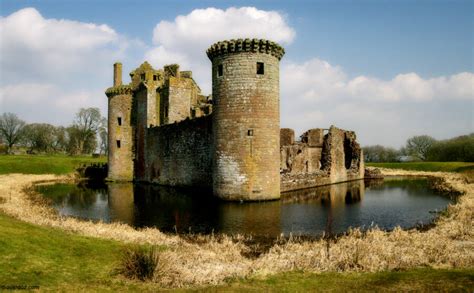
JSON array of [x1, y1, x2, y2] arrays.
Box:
[[280, 126, 364, 192], [106, 86, 134, 181], [141, 115, 213, 187], [208, 39, 284, 201], [166, 77, 194, 123]]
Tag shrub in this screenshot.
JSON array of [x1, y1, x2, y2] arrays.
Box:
[[118, 246, 159, 281]]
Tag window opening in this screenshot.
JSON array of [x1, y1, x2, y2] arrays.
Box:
[[140, 73, 145, 80], [257, 62, 264, 75], [248, 129, 254, 136], [217, 64, 223, 77], [116, 140, 121, 148], [117, 117, 122, 126]]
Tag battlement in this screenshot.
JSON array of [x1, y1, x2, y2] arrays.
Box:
[[206, 38, 285, 61], [105, 85, 132, 98]]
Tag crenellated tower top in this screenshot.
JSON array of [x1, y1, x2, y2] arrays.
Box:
[[206, 38, 285, 61]]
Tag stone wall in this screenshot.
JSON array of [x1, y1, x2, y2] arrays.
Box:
[[209, 39, 284, 201], [280, 126, 364, 192], [140, 115, 213, 187], [105, 86, 134, 181]]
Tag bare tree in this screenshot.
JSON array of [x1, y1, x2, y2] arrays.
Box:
[[70, 108, 103, 154], [405, 135, 436, 161], [0, 112, 26, 154], [98, 117, 108, 155]]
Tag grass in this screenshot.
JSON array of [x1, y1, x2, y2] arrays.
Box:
[[367, 161, 474, 173], [216, 269, 474, 292], [0, 154, 106, 175], [0, 211, 472, 291]]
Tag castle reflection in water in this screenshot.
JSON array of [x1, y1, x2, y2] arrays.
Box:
[[41, 177, 449, 238], [106, 180, 373, 237]]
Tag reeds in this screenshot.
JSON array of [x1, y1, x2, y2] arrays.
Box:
[[0, 169, 472, 288]]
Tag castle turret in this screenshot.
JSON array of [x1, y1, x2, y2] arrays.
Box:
[[130, 62, 163, 180], [105, 62, 134, 181], [207, 39, 285, 201]]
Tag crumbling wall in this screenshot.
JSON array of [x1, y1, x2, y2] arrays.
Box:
[[142, 115, 213, 187], [280, 128, 324, 174], [281, 126, 364, 192]]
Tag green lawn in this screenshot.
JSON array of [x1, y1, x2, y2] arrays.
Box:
[[367, 161, 474, 173], [0, 154, 106, 175], [0, 212, 472, 292]]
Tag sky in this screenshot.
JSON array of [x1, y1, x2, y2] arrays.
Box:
[[0, 0, 472, 147]]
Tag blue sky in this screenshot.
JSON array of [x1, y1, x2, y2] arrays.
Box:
[[0, 0, 472, 147]]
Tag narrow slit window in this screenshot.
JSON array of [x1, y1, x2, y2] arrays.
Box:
[[153, 75, 157, 81], [116, 140, 121, 148], [117, 117, 122, 126], [257, 62, 264, 75], [248, 129, 254, 136], [217, 64, 223, 77], [140, 73, 145, 80]]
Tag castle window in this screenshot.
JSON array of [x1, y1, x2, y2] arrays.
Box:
[[248, 129, 254, 136], [217, 64, 223, 77], [153, 75, 157, 81], [117, 117, 122, 126], [116, 140, 121, 148], [141, 73, 145, 80], [257, 62, 264, 75]]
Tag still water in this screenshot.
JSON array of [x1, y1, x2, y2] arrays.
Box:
[[36, 177, 452, 238]]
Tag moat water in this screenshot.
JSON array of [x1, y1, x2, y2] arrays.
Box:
[[36, 177, 453, 238]]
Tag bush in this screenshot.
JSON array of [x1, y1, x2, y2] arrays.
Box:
[[118, 246, 160, 281]]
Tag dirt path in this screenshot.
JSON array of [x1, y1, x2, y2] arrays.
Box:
[[0, 170, 472, 287]]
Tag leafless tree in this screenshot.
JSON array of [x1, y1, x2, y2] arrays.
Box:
[[0, 112, 26, 154]]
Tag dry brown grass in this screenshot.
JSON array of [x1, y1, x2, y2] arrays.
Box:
[[0, 170, 472, 288]]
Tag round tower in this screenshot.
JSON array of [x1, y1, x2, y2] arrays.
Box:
[[207, 39, 285, 201], [105, 62, 134, 181]]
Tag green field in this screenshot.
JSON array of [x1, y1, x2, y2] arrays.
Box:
[[0, 154, 106, 175], [367, 161, 474, 173], [0, 212, 472, 291]]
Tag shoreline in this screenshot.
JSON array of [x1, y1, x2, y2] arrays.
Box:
[[0, 169, 472, 287]]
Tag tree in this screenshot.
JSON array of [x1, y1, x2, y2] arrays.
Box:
[[22, 123, 56, 153], [363, 145, 400, 162], [70, 108, 103, 154], [405, 135, 436, 161], [98, 117, 108, 155], [0, 112, 26, 154]]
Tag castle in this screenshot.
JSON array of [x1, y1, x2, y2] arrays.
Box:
[[105, 39, 364, 201]]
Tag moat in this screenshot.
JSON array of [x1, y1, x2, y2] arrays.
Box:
[[36, 177, 453, 238]]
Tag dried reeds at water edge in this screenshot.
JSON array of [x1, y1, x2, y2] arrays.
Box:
[[0, 170, 472, 287]]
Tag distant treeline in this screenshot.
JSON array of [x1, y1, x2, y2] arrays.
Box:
[[0, 108, 107, 155], [364, 134, 474, 163]]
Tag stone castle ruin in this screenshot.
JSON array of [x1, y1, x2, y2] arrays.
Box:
[[105, 38, 364, 201]]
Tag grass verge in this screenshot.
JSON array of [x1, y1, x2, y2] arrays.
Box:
[[0, 154, 106, 175], [1, 211, 472, 291], [367, 161, 474, 173]]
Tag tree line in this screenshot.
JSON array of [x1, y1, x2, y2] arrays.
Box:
[[363, 134, 474, 162], [0, 108, 107, 155]]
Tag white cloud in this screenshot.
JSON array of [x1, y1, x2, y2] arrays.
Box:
[[0, 7, 125, 83], [0, 83, 106, 125], [0, 8, 128, 125], [144, 7, 295, 93], [280, 58, 474, 146]]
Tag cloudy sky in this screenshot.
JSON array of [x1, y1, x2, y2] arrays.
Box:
[[0, 0, 472, 147]]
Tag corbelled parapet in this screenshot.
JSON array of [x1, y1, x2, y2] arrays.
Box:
[[105, 85, 132, 98], [206, 38, 285, 61]]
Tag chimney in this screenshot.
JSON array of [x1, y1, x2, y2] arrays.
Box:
[[113, 62, 122, 86]]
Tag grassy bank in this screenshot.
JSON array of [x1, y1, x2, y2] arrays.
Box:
[[1, 212, 472, 291], [367, 161, 474, 173], [0, 154, 106, 175]]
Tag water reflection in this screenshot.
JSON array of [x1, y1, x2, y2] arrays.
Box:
[[37, 177, 452, 238]]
